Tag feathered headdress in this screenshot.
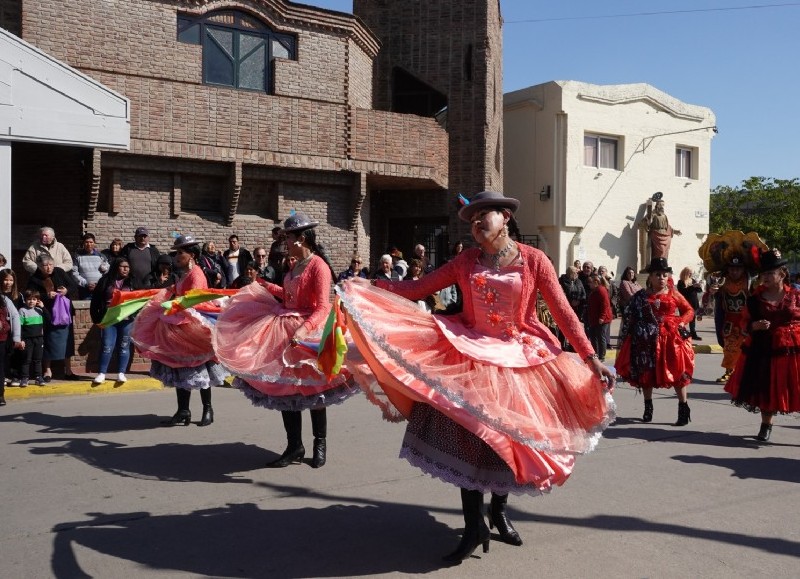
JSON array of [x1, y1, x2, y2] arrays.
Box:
[[698, 230, 768, 275]]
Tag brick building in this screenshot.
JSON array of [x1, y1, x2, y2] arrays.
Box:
[[2, 0, 502, 372], [3, 0, 503, 273]]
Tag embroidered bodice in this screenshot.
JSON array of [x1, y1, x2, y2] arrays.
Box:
[[175, 265, 207, 296], [263, 255, 332, 331]]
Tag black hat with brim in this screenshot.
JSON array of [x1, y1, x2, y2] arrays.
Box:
[[458, 191, 520, 223], [759, 248, 788, 273], [645, 257, 673, 274]]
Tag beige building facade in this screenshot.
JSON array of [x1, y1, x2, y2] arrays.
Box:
[[504, 81, 716, 278]]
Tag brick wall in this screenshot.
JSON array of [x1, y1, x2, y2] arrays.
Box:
[[354, 0, 504, 240]]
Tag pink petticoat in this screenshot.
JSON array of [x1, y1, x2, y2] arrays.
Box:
[[213, 283, 358, 411], [338, 281, 614, 494]]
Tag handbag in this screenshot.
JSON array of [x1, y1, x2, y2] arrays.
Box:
[[678, 326, 691, 340], [51, 294, 72, 326]]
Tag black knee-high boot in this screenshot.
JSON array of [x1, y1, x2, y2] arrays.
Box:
[[267, 410, 305, 467], [162, 388, 191, 426], [310, 408, 327, 468], [443, 488, 490, 564], [487, 493, 523, 546], [198, 387, 214, 426]]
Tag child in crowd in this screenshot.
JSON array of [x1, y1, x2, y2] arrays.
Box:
[[18, 290, 48, 386]]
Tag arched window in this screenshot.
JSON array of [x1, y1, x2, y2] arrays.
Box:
[[177, 10, 296, 93]]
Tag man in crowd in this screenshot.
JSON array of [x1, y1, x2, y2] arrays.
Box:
[[22, 227, 73, 274], [72, 232, 109, 298], [223, 234, 253, 286], [413, 243, 435, 274], [252, 247, 277, 283], [267, 226, 287, 284], [122, 227, 161, 287]]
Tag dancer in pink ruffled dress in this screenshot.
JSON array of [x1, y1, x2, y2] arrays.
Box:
[[132, 234, 226, 427], [214, 212, 358, 468], [339, 191, 615, 564]]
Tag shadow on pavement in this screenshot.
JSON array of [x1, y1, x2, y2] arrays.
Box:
[[529, 512, 800, 559], [51, 501, 453, 578], [603, 427, 765, 449], [672, 454, 800, 484], [18, 437, 265, 483], [0, 411, 164, 434]]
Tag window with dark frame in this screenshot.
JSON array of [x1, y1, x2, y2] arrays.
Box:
[[177, 10, 296, 93]]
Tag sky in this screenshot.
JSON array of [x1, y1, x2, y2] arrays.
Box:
[[305, 1, 800, 188]]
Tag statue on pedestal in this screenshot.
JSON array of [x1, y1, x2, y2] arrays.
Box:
[[638, 192, 681, 271]]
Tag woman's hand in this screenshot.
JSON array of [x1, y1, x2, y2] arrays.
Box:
[[290, 324, 309, 347], [14, 341, 25, 350], [57, 286, 68, 295], [753, 319, 771, 331], [48, 291, 57, 299], [588, 357, 615, 391]]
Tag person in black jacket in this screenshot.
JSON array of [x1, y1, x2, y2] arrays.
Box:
[[122, 227, 160, 287], [145, 254, 177, 289], [199, 241, 228, 288], [25, 254, 78, 381], [90, 258, 141, 384]]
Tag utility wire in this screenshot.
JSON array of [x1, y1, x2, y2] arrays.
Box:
[[505, 2, 800, 24]]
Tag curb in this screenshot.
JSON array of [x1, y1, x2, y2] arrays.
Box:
[[3, 376, 164, 402]]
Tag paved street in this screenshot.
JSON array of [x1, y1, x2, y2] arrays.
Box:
[[1, 319, 798, 578]]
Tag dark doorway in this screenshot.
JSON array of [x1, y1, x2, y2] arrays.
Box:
[[386, 217, 449, 270]]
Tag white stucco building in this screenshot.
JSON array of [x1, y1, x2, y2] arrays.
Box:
[[504, 81, 716, 278]]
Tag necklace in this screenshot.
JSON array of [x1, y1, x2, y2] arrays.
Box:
[[481, 242, 515, 271]]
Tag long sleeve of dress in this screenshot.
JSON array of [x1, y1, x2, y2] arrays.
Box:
[[673, 290, 696, 325], [375, 259, 458, 300], [302, 258, 332, 332], [535, 256, 594, 360]]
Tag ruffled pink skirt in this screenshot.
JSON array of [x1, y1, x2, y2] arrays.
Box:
[[338, 281, 614, 494], [131, 289, 217, 368], [213, 283, 358, 411]]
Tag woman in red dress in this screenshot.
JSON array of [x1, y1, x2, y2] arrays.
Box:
[[724, 248, 800, 442], [214, 212, 358, 468], [339, 191, 615, 564], [615, 257, 695, 425]]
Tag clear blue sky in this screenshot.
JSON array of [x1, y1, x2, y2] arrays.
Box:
[[308, 1, 800, 188]]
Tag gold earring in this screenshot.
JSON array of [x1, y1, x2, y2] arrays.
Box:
[[501, 225, 509, 237]]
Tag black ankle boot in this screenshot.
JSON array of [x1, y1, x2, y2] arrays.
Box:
[[311, 437, 326, 468], [162, 388, 191, 426], [267, 442, 305, 467], [199, 405, 214, 426], [756, 423, 772, 442], [675, 401, 691, 426], [487, 493, 522, 546], [443, 489, 490, 564], [642, 399, 653, 423], [268, 411, 304, 467], [198, 388, 213, 426]]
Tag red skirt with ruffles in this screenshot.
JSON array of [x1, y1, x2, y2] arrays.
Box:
[[725, 324, 800, 413], [616, 321, 694, 389]]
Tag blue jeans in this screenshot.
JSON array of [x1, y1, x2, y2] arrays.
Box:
[[99, 317, 133, 374]]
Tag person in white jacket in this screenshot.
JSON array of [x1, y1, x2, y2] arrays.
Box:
[[22, 227, 73, 275]]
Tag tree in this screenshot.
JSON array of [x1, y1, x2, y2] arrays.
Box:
[[710, 177, 800, 255]]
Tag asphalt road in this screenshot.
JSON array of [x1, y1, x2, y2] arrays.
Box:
[[0, 319, 798, 578]]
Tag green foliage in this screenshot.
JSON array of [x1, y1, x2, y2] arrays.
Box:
[[710, 177, 800, 255]]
